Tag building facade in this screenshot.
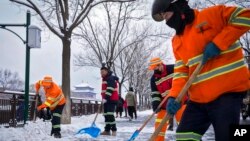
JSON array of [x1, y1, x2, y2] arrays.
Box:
[[72, 83, 96, 99]]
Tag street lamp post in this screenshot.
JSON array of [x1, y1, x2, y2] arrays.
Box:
[[24, 11, 30, 125], [0, 10, 41, 124]]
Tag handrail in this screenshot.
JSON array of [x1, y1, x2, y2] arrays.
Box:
[[0, 90, 101, 127]]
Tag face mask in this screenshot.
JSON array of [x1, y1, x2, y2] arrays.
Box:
[[166, 11, 185, 35]]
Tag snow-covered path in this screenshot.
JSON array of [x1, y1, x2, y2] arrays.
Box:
[[0, 110, 216, 141]]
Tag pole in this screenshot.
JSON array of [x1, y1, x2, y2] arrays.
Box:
[[24, 10, 30, 124]]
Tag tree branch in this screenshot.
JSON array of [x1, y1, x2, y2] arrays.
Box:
[[72, 0, 80, 22], [70, 0, 94, 30], [63, 0, 69, 27], [91, 0, 136, 7], [10, 0, 34, 9], [58, 0, 66, 31], [11, 0, 63, 38], [55, 0, 63, 29]]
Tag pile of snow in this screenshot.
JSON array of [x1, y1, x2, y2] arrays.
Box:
[[0, 110, 215, 141], [0, 110, 158, 141]]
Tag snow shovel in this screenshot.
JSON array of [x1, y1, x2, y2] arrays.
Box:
[[148, 62, 203, 141], [76, 101, 103, 138], [128, 92, 170, 141]]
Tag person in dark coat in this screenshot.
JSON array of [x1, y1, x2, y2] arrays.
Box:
[[116, 95, 124, 118]]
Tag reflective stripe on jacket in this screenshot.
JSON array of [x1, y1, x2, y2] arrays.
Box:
[[101, 72, 119, 101]]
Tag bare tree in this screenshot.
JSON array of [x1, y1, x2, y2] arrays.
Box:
[[74, 2, 145, 67], [0, 68, 24, 91], [123, 41, 153, 109], [74, 2, 171, 97], [10, 0, 135, 124], [74, 2, 143, 91]]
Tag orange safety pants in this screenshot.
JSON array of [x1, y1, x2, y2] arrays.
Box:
[[154, 104, 186, 141]]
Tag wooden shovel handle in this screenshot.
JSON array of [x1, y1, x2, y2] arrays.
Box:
[[138, 92, 169, 131]]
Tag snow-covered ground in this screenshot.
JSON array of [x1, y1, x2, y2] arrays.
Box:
[[0, 110, 215, 141]]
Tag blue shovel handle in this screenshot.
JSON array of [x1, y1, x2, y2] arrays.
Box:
[[128, 130, 140, 141]]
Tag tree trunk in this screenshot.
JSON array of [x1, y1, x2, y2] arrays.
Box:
[[146, 97, 150, 109], [139, 93, 142, 110], [119, 82, 122, 96], [142, 95, 144, 109], [61, 35, 71, 124]]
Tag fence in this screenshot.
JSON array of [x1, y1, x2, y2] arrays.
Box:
[[71, 97, 101, 116], [0, 91, 101, 127]]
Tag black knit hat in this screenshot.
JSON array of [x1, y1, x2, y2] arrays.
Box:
[[100, 63, 109, 71]]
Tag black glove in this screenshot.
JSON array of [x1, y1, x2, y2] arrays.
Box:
[[152, 101, 160, 113], [105, 95, 110, 102]]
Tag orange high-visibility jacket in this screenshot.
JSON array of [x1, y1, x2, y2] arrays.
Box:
[[169, 5, 250, 103], [36, 81, 66, 110]]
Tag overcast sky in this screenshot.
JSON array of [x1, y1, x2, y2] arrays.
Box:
[[0, 0, 176, 100], [0, 0, 102, 97]]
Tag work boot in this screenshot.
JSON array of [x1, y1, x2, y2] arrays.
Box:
[[54, 132, 61, 138], [111, 131, 116, 136], [50, 130, 54, 136], [100, 131, 111, 135], [168, 117, 174, 131], [168, 125, 173, 131]]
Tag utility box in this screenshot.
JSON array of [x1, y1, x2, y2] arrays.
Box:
[[28, 25, 41, 48]]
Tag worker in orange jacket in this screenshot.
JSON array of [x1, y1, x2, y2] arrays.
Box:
[[149, 57, 186, 141], [152, 0, 250, 141], [35, 76, 66, 138]]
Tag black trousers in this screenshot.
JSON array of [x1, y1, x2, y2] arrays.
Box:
[[116, 106, 123, 117], [168, 117, 174, 128], [128, 106, 137, 119], [176, 92, 246, 141], [104, 103, 117, 132], [51, 104, 65, 134], [124, 107, 128, 117]]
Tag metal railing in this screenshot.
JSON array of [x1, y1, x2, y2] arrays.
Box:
[[71, 97, 101, 116], [0, 91, 101, 127]]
